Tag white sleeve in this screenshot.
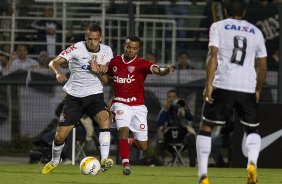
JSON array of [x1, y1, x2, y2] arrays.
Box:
[[208, 23, 219, 48], [59, 44, 78, 62], [256, 30, 267, 58], [105, 47, 113, 64]]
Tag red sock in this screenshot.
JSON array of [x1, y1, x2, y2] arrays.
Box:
[[128, 138, 138, 149], [119, 139, 130, 166]]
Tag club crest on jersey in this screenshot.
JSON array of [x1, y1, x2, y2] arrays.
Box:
[[113, 66, 117, 72], [100, 54, 106, 63], [128, 66, 135, 73]]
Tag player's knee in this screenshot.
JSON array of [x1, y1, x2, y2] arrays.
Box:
[[54, 137, 65, 145], [199, 121, 213, 133], [97, 112, 110, 128]]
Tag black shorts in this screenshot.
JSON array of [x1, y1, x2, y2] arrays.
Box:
[[202, 88, 259, 128], [58, 93, 109, 126]]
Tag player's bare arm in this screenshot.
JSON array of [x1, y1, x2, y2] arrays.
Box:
[[255, 57, 267, 102], [98, 75, 113, 86], [89, 55, 108, 75], [204, 46, 218, 104], [152, 65, 174, 76], [90, 60, 112, 85], [98, 64, 108, 75], [49, 56, 68, 83]]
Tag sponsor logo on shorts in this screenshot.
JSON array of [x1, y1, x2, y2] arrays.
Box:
[[140, 124, 146, 130], [114, 96, 137, 103], [117, 110, 124, 115]]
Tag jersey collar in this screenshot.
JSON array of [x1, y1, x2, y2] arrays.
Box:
[[121, 54, 137, 64], [83, 41, 101, 53]]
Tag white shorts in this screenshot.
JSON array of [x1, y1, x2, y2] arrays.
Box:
[[111, 102, 148, 141]]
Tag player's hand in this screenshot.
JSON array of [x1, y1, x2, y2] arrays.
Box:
[[56, 73, 68, 83], [203, 85, 214, 104], [90, 55, 100, 74], [90, 60, 99, 74], [97, 64, 108, 76]]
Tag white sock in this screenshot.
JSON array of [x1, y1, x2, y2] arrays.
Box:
[[245, 133, 261, 167], [99, 131, 111, 160], [51, 141, 65, 165], [196, 135, 211, 179]]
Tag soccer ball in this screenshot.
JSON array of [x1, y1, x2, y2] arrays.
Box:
[[79, 156, 101, 175]]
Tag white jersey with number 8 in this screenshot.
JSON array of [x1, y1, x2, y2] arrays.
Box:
[[209, 18, 267, 93]]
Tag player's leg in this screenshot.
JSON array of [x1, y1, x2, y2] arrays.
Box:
[[245, 128, 260, 184], [237, 92, 260, 184], [94, 109, 113, 172], [197, 88, 234, 183], [111, 102, 134, 175], [86, 94, 112, 172], [42, 95, 83, 174], [129, 105, 148, 151], [118, 126, 131, 175], [41, 125, 75, 174], [196, 122, 212, 184], [244, 127, 260, 168]]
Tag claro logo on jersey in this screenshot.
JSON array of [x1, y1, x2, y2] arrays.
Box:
[[114, 74, 135, 83]]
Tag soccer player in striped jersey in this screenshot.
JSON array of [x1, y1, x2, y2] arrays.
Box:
[[196, 1, 267, 184], [41, 23, 114, 174]]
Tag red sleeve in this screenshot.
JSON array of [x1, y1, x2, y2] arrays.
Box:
[[144, 59, 157, 74]]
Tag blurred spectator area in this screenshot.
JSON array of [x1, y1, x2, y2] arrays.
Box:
[[0, 0, 210, 66], [0, 0, 280, 151]]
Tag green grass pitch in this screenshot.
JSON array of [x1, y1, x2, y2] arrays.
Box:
[[0, 164, 281, 184]]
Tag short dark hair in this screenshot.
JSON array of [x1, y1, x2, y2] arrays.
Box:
[[224, 0, 245, 17], [86, 23, 102, 34], [126, 35, 141, 43]]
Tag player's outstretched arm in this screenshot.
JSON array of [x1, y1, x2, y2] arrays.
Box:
[[152, 65, 174, 76], [49, 56, 68, 83]]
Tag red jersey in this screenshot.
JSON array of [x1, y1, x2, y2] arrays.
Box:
[[108, 54, 157, 106]]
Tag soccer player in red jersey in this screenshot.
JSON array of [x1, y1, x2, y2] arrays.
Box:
[[91, 36, 174, 175]]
